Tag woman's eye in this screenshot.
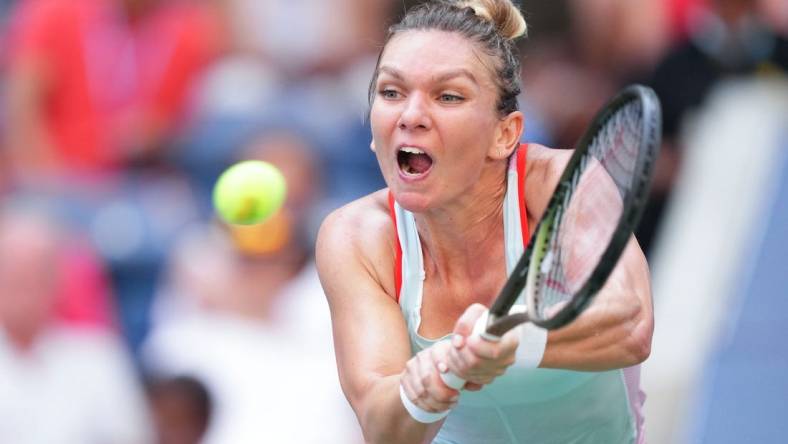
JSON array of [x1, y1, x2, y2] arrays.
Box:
[[439, 93, 464, 103], [380, 89, 401, 99]]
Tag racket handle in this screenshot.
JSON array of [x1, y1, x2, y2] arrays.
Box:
[[399, 385, 451, 423], [439, 370, 466, 390]]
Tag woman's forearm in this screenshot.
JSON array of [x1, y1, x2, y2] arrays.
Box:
[[539, 298, 653, 371], [352, 374, 440, 444], [539, 237, 654, 371]]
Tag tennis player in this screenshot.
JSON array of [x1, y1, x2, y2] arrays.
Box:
[[316, 1, 654, 442]]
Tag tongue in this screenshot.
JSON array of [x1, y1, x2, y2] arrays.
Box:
[[408, 153, 432, 174]]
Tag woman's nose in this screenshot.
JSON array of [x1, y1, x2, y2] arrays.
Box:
[[398, 93, 431, 131]]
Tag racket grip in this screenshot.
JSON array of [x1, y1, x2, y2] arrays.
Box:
[[399, 385, 451, 423], [439, 370, 466, 390]]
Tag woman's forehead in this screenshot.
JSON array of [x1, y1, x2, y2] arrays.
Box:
[[379, 30, 495, 84]]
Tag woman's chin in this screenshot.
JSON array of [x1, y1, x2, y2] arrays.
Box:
[[390, 189, 433, 214]]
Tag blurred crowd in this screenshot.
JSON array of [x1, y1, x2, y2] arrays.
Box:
[[0, 0, 784, 443]]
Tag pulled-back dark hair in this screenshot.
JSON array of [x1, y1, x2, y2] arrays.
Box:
[[369, 0, 527, 117]]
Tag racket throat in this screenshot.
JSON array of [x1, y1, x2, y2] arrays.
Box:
[[484, 306, 530, 338]]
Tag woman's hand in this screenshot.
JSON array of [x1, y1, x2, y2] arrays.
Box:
[[445, 304, 520, 387], [400, 339, 460, 413]]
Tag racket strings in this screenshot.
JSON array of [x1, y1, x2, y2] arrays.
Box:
[[592, 102, 642, 195], [532, 101, 645, 320]]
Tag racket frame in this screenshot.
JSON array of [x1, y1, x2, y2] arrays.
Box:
[[486, 84, 662, 334]]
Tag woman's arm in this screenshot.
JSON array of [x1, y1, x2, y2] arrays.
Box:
[[316, 196, 459, 443], [541, 235, 653, 371], [524, 145, 654, 371], [444, 240, 651, 382]]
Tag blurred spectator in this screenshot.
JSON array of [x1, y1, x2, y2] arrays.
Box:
[[520, 40, 616, 149], [2, 0, 223, 180], [640, 0, 788, 254], [142, 131, 363, 443], [146, 375, 213, 444], [1, 0, 225, 351], [653, 0, 788, 141], [0, 201, 152, 444], [520, 0, 669, 149], [568, 0, 669, 81], [758, 0, 788, 35], [0, 0, 18, 56], [181, 0, 391, 220], [221, 0, 390, 77], [54, 226, 117, 329], [667, 0, 709, 41]]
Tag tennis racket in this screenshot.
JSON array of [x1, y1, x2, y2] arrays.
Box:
[[438, 84, 662, 390]]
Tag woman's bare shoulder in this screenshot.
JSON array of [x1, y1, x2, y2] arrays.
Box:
[[524, 143, 574, 221], [316, 189, 397, 300], [525, 143, 573, 180], [318, 189, 391, 247]]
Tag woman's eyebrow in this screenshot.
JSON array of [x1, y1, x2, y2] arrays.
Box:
[[433, 69, 478, 84], [378, 65, 404, 80], [377, 66, 478, 85]]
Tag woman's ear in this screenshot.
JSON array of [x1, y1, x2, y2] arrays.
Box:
[[370, 140, 377, 152], [488, 111, 524, 160]]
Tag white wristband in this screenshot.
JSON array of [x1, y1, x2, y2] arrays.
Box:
[[515, 322, 548, 368], [399, 384, 451, 423]]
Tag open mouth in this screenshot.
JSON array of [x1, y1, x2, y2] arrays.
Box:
[[397, 147, 433, 176]]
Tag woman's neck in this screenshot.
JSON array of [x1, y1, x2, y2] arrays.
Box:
[[414, 160, 508, 282]]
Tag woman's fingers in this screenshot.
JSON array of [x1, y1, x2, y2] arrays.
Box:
[[401, 342, 459, 413], [447, 306, 521, 386], [452, 303, 488, 337], [446, 303, 487, 381], [466, 324, 519, 361]]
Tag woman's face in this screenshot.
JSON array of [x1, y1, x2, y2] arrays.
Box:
[[370, 30, 510, 212]]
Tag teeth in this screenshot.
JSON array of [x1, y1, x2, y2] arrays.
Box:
[[400, 146, 425, 154]]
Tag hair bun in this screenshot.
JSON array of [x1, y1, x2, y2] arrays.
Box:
[[454, 0, 527, 40]]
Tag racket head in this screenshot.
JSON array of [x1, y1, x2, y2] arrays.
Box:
[[489, 84, 661, 332]]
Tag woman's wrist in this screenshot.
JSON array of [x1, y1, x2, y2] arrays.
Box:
[[399, 384, 451, 423]]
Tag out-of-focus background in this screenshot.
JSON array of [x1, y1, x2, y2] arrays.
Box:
[[0, 0, 784, 443]]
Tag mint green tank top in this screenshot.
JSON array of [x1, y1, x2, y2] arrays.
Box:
[[389, 146, 643, 443]]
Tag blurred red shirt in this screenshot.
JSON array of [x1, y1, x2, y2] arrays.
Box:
[[6, 0, 222, 171]]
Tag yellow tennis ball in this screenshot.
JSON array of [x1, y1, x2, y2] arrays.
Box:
[[213, 160, 287, 225]]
